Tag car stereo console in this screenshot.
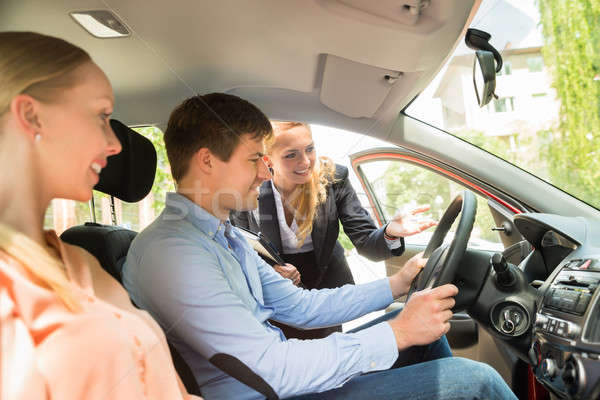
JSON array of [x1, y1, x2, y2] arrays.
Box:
[[533, 258, 600, 398]]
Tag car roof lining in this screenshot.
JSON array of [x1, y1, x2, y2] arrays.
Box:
[[1, 0, 480, 138]]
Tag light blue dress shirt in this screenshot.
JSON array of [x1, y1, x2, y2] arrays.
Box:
[[122, 192, 399, 400]]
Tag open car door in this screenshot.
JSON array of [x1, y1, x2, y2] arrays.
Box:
[[349, 146, 529, 391]]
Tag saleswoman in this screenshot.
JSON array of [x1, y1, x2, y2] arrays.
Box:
[[231, 121, 435, 339]]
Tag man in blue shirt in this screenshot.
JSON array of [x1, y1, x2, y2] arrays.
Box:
[[123, 93, 516, 400]]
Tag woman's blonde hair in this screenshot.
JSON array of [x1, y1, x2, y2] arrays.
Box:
[[267, 121, 336, 246], [0, 31, 90, 116], [0, 224, 80, 311], [0, 31, 91, 311]]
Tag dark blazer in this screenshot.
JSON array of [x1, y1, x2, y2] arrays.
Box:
[[231, 164, 405, 289]]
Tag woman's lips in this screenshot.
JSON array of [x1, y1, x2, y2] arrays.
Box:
[[294, 168, 310, 176]]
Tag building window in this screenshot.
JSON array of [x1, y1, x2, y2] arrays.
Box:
[[497, 61, 512, 76], [489, 97, 515, 113], [527, 56, 544, 72]]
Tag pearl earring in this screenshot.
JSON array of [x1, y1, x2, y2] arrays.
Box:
[[34, 133, 41, 142]]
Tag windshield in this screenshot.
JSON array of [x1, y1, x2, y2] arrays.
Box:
[[406, 0, 600, 209]]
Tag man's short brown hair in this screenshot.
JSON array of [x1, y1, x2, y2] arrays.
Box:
[[164, 93, 272, 182]]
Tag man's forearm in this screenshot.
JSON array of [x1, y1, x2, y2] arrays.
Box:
[[265, 277, 394, 328]]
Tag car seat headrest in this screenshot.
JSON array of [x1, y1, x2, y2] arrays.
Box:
[[94, 119, 157, 202]]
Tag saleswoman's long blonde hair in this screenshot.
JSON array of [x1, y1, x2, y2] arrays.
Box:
[[267, 122, 336, 246], [0, 31, 91, 311]]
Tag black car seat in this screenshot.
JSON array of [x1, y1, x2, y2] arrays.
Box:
[[60, 119, 201, 395]]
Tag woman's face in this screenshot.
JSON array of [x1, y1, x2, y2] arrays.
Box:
[[36, 61, 122, 202], [269, 124, 316, 188]]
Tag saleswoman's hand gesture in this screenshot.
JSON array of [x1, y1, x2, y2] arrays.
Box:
[[384, 205, 437, 238]]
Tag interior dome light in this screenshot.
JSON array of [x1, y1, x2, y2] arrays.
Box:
[[69, 10, 130, 38]]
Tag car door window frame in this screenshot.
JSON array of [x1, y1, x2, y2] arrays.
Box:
[[350, 147, 527, 249]]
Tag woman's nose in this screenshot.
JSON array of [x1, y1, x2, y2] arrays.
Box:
[[106, 124, 122, 156], [300, 153, 310, 167]]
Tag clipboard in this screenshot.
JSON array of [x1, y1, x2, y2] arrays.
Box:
[[235, 225, 286, 265], [235, 225, 306, 288]]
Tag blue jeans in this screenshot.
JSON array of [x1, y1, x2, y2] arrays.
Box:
[[287, 309, 517, 400]]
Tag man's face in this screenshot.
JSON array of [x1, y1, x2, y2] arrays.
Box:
[[211, 133, 272, 214]]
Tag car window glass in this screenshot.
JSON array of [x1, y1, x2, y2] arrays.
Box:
[[359, 160, 504, 251], [405, 0, 600, 210], [43, 126, 174, 235]]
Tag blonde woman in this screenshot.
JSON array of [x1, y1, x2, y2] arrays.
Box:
[[231, 121, 435, 339], [0, 31, 200, 399]]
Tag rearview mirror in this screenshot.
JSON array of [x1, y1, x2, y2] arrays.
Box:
[[473, 50, 497, 107]]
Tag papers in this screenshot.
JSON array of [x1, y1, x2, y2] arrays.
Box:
[[235, 226, 284, 265]]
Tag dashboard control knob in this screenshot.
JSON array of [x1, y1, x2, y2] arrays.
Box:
[[541, 358, 557, 379]]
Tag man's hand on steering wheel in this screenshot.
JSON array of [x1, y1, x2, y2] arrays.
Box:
[[388, 284, 458, 351], [389, 252, 427, 298], [386, 191, 476, 351]]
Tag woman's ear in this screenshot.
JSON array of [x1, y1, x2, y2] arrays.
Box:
[[10, 94, 42, 141]]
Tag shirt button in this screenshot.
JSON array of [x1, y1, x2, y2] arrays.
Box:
[[370, 361, 376, 368]]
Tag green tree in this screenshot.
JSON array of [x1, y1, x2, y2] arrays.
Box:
[[338, 221, 355, 250], [383, 162, 452, 220], [134, 126, 176, 214], [537, 0, 600, 207]]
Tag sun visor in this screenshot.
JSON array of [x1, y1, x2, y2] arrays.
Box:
[[319, 54, 403, 118]]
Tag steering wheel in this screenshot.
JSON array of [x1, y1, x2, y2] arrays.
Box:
[[407, 190, 477, 298]]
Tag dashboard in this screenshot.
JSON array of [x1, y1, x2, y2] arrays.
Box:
[[513, 214, 600, 399]]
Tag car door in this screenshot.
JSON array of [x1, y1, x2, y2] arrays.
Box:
[[349, 146, 529, 387]]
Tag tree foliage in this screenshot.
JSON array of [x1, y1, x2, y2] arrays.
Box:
[[134, 126, 176, 214], [537, 0, 600, 207], [382, 158, 500, 243]]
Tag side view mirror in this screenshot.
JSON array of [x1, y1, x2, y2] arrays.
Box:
[[465, 28, 502, 107], [473, 50, 497, 107]]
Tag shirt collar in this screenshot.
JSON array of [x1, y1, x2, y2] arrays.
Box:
[[164, 192, 225, 239]]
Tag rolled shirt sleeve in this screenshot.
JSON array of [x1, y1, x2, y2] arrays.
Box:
[[125, 233, 399, 399], [255, 249, 394, 328]]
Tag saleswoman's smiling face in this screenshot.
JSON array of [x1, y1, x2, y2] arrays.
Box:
[[269, 124, 316, 189]]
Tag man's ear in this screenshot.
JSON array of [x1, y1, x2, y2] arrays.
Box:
[[193, 147, 214, 175], [10, 94, 42, 141]]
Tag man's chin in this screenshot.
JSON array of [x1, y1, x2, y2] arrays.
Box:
[[236, 197, 259, 212]]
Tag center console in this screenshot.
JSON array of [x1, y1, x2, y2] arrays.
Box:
[[533, 258, 600, 398]]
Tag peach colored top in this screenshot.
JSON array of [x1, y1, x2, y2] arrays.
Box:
[[0, 231, 199, 399]]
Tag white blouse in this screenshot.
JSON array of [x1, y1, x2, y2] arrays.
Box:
[[252, 181, 401, 255], [271, 181, 314, 254]]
